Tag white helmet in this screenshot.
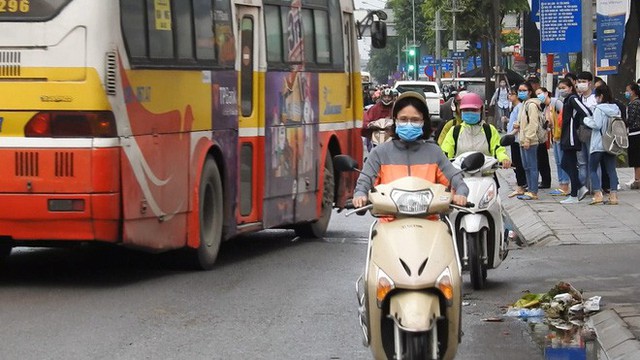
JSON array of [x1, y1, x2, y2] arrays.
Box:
[[381, 88, 394, 105]]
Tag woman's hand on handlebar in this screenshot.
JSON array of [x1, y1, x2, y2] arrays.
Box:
[[452, 195, 468, 206], [352, 195, 368, 208]]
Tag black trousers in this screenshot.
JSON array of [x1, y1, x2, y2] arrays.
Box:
[[561, 149, 581, 197], [537, 143, 551, 187], [511, 143, 527, 187]]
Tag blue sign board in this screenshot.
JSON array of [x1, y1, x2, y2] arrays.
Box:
[[540, 0, 582, 53], [422, 55, 434, 64], [553, 53, 570, 73], [452, 51, 465, 60], [530, 0, 540, 22], [596, 1, 626, 75], [466, 57, 482, 71]]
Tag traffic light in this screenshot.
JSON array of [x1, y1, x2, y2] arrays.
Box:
[[408, 48, 416, 57], [407, 46, 417, 80]]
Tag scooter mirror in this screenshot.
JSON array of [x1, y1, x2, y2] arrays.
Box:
[[333, 155, 358, 172], [461, 152, 485, 172], [500, 134, 516, 147]]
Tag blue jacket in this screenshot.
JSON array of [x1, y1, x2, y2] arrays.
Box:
[[584, 103, 621, 153]]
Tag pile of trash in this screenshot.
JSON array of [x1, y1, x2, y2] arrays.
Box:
[[504, 281, 601, 321]]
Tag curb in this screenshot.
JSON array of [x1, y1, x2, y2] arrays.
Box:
[[590, 309, 640, 360]]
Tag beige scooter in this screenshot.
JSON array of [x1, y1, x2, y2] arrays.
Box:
[[335, 154, 482, 360]]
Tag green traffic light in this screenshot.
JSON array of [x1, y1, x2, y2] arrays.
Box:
[[409, 49, 415, 57], [408, 64, 415, 71]]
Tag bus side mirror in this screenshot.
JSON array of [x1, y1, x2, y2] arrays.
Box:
[[371, 21, 387, 49]]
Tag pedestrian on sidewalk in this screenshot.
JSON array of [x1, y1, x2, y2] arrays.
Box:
[[535, 87, 553, 190], [490, 77, 510, 132], [626, 83, 640, 189], [576, 72, 597, 191], [537, 87, 569, 196], [507, 87, 527, 197], [584, 84, 620, 205], [514, 81, 542, 200], [557, 78, 589, 204]]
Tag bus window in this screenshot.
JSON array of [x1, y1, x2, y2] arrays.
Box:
[[214, 0, 235, 66], [314, 10, 330, 64], [329, 0, 343, 67], [121, 0, 147, 59], [146, 0, 174, 59], [174, 0, 195, 60], [302, 9, 314, 64], [240, 16, 254, 117], [0, 0, 72, 21], [265, 6, 283, 63], [193, 0, 215, 61]]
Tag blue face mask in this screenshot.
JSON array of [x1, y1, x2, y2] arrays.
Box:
[[625, 92, 631, 100], [396, 124, 423, 142], [461, 112, 481, 125], [518, 91, 528, 101], [537, 94, 546, 103]]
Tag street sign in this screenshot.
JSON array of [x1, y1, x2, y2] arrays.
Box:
[[421, 55, 434, 64], [451, 51, 465, 60], [596, 0, 628, 75], [540, 0, 582, 53]]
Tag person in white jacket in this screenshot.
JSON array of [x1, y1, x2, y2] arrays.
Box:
[[584, 85, 620, 205]]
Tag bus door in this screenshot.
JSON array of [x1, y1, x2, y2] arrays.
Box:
[[236, 5, 262, 225]]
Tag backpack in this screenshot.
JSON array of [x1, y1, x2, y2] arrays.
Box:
[[452, 123, 493, 156], [524, 102, 548, 144], [600, 111, 628, 156]]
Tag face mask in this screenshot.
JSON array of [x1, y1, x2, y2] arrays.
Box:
[[625, 92, 631, 100], [558, 89, 569, 99], [576, 83, 589, 92], [461, 112, 481, 125], [396, 124, 423, 142], [537, 94, 546, 103], [517, 91, 528, 101]]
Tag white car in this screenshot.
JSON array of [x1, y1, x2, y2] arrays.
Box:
[[393, 80, 443, 124]]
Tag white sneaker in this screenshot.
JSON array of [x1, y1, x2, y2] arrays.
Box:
[[560, 196, 580, 204], [577, 186, 589, 201]]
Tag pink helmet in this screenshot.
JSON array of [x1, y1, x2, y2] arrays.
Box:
[[459, 92, 483, 110]]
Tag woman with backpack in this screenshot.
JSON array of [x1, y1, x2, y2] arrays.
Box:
[[557, 79, 590, 204], [584, 85, 621, 205], [514, 80, 542, 200], [625, 83, 640, 189], [537, 87, 569, 196]]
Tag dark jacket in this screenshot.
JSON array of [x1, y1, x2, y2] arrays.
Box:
[[628, 98, 640, 133], [560, 94, 591, 151]]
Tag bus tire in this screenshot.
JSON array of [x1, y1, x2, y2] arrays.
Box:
[[189, 157, 224, 270], [294, 151, 334, 238], [0, 243, 12, 259]]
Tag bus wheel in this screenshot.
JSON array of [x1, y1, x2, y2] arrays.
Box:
[[295, 152, 334, 238], [190, 157, 224, 270]]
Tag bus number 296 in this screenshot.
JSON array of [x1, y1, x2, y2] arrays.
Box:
[[0, 0, 30, 13]]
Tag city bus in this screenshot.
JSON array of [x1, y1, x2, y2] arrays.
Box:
[[0, 0, 369, 269]]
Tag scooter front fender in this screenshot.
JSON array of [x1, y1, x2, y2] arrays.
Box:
[[389, 292, 440, 332], [458, 213, 488, 234]]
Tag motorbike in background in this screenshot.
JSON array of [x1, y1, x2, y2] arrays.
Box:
[[367, 118, 394, 148], [334, 154, 483, 360]]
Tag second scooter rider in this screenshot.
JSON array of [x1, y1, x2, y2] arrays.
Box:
[[441, 92, 512, 168], [353, 91, 469, 208]]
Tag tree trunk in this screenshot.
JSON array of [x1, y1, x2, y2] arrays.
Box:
[[608, 1, 640, 100]]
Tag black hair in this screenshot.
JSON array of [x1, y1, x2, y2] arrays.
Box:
[[538, 87, 550, 95], [390, 96, 431, 140], [628, 83, 640, 97], [564, 73, 577, 82], [527, 76, 541, 85], [576, 71, 593, 81], [518, 81, 536, 98], [594, 84, 613, 104], [594, 76, 605, 86], [558, 78, 577, 95]]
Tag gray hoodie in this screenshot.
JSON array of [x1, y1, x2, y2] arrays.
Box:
[[584, 103, 621, 153]]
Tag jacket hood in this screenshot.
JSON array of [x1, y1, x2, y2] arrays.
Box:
[[596, 103, 620, 116]]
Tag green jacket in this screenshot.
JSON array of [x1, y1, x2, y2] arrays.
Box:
[[440, 121, 510, 163], [436, 115, 462, 146]]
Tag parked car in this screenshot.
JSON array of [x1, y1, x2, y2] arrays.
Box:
[[392, 80, 444, 128]]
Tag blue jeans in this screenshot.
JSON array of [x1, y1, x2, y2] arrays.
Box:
[[520, 144, 539, 194], [578, 142, 590, 187], [552, 142, 570, 185], [589, 151, 619, 192]]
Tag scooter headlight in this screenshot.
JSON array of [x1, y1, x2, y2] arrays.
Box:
[[436, 267, 455, 306], [390, 189, 432, 215], [478, 182, 496, 209], [376, 268, 395, 308]]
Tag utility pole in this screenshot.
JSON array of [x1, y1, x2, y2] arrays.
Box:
[[493, 0, 502, 88], [412, 0, 417, 80], [446, 0, 464, 78], [581, 0, 594, 72], [435, 9, 445, 83]]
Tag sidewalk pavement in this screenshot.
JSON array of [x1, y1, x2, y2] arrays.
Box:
[[497, 152, 640, 359]]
